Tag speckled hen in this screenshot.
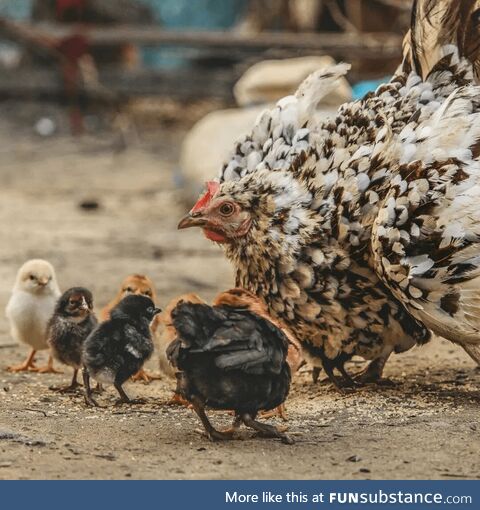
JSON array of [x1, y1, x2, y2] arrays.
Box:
[[179, 0, 480, 386]]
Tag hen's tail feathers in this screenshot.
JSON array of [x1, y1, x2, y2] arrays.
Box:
[[294, 63, 351, 125], [402, 0, 480, 79], [460, 343, 480, 365]]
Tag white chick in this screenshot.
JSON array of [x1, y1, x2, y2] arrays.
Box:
[[6, 259, 61, 372]]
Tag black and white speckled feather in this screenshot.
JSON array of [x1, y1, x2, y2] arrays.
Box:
[[180, 0, 480, 380]]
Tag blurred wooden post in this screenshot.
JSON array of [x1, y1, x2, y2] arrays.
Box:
[[344, 0, 408, 76]]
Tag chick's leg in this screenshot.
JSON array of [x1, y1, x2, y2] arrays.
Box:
[[7, 349, 37, 372], [50, 369, 80, 393], [82, 368, 99, 407], [242, 414, 294, 445], [131, 368, 162, 384], [190, 396, 233, 441], [36, 355, 63, 374], [260, 404, 288, 421], [114, 382, 145, 406]]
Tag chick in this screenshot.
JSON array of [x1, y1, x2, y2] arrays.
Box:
[[167, 297, 293, 444], [213, 288, 303, 421], [82, 294, 161, 407], [101, 274, 161, 383], [157, 293, 206, 406], [157, 293, 205, 379], [6, 259, 61, 373], [47, 287, 97, 392]]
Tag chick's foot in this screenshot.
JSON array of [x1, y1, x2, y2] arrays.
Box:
[[242, 414, 294, 445], [131, 368, 162, 384], [35, 356, 63, 374], [7, 349, 37, 372]]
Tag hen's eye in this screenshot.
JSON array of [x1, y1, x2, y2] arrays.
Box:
[[219, 202, 235, 216]]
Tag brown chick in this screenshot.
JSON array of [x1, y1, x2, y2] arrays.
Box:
[[101, 274, 161, 383], [157, 292, 206, 405], [213, 288, 303, 420]]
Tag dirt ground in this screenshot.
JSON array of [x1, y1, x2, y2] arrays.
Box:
[[0, 109, 479, 480]]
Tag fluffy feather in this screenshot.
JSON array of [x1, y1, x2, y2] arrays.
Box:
[[180, 0, 480, 385]]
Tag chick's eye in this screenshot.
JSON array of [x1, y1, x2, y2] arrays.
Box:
[[219, 202, 235, 216], [144, 290, 152, 297], [29, 275, 35, 281], [123, 287, 133, 293]]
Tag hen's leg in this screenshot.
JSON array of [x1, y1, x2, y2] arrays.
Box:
[[190, 396, 233, 441], [114, 382, 146, 406], [36, 355, 63, 374], [336, 360, 361, 388], [312, 366, 322, 383], [355, 353, 396, 386], [50, 368, 80, 393], [131, 368, 162, 384], [82, 368, 99, 407], [242, 414, 294, 445], [7, 349, 37, 372]]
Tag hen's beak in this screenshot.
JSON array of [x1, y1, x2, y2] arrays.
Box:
[[177, 213, 207, 230]]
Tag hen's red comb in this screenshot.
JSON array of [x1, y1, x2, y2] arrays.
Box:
[[191, 181, 220, 213]]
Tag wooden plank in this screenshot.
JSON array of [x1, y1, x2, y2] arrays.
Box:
[[0, 68, 236, 102], [27, 23, 402, 59]]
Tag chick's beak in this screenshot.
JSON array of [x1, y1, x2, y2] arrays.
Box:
[[177, 212, 207, 230], [153, 307, 162, 315], [38, 278, 48, 286]]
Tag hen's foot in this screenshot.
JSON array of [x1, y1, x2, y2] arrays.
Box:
[[354, 356, 396, 386], [242, 414, 294, 445], [355, 373, 398, 387], [131, 368, 162, 384]]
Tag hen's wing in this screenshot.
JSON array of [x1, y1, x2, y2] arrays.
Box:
[[371, 81, 480, 347], [168, 302, 289, 375]]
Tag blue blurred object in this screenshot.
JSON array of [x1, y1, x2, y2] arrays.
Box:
[[142, 0, 247, 29], [140, 0, 248, 69], [352, 77, 391, 100], [0, 0, 32, 20]]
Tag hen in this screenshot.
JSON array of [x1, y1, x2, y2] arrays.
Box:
[[167, 296, 293, 444], [179, 0, 480, 387]]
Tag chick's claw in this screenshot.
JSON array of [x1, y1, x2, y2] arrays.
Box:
[[131, 368, 161, 384]]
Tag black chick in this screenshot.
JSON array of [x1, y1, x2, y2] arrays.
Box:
[[167, 301, 293, 444], [82, 294, 161, 407], [47, 287, 97, 392]]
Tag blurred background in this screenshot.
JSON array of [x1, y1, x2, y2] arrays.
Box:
[[0, 0, 413, 324]]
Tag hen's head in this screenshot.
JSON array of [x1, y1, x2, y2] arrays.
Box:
[[178, 181, 252, 243], [178, 170, 313, 249]]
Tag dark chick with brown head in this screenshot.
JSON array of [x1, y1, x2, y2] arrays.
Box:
[[47, 287, 97, 392], [167, 296, 293, 444]]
